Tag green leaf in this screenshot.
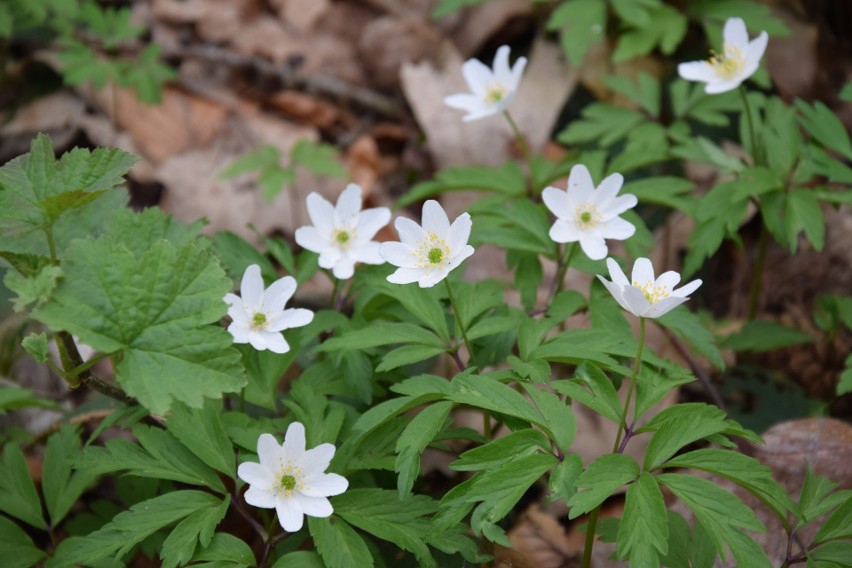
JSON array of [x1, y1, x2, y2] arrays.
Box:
[[376, 345, 446, 372], [814, 496, 852, 545], [605, 73, 660, 117], [451, 429, 551, 472], [616, 473, 668, 565], [212, 230, 278, 283], [0, 444, 45, 529], [632, 365, 695, 423], [117, 45, 176, 104], [43, 426, 98, 527], [190, 532, 256, 567], [0, 385, 55, 415], [448, 372, 543, 426], [291, 140, 347, 179], [797, 468, 851, 530], [640, 403, 729, 469], [807, 540, 852, 567], [50, 491, 224, 567], [552, 363, 623, 424], [547, 0, 606, 66], [520, 383, 575, 453], [4, 265, 63, 312], [785, 189, 825, 252], [656, 308, 724, 369], [308, 516, 374, 568], [557, 103, 645, 147], [334, 489, 437, 565], [0, 515, 47, 568], [35, 212, 244, 415], [431, 0, 489, 19], [795, 100, 852, 161], [220, 145, 280, 179], [567, 454, 639, 519], [395, 401, 453, 497], [612, 4, 687, 61], [160, 497, 229, 568], [167, 399, 235, 476], [20, 333, 49, 364], [657, 473, 766, 562], [549, 453, 584, 503], [508, 355, 551, 384], [610, 0, 661, 27], [721, 320, 813, 352], [399, 162, 526, 207], [318, 322, 444, 352]]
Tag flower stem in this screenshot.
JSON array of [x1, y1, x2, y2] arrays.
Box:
[[739, 86, 761, 166], [502, 110, 534, 196], [581, 317, 646, 568], [550, 242, 577, 299], [444, 278, 475, 368], [746, 223, 768, 321]]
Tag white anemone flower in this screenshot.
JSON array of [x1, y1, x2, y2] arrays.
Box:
[[444, 45, 527, 121], [542, 164, 638, 260], [597, 257, 702, 319], [678, 17, 768, 94], [295, 183, 391, 280], [379, 200, 475, 288], [224, 264, 314, 353], [237, 423, 348, 533]]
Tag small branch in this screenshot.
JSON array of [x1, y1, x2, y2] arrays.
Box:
[[231, 487, 268, 541], [56, 332, 136, 406]]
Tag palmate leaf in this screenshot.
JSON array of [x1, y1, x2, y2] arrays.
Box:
[[35, 210, 244, 414]]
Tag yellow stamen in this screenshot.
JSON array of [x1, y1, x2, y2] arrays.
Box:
[[414, 232, 451, 269], [632, 280, 671, 304], [708, 46, 744, 80], [484, 83, 508, 104], [575, 204, 602, 228]]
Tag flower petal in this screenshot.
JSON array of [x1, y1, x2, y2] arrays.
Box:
[[462, 107, 501, 121], [306, 192, 335, 237], [248, 330, 269, 351], [597, 275, 631, 313], [444, 93, 485, 114], [318, 247, 343, 271], [380, 242, 419, 268], [262, 275, 296, 314], [743, 31, 768, 79], [422, 200, 450, 236], [284, 422, 306, 459], [542, 186, 571, 219], [348, 242, 384, 266], [622, 285, 651, 317], [461, 58, 493, 96], [227, 321, 251, 343], [257, 433, 283, 471], [395, 216, 426, 247], [492, 45, 512, 86], [599, 194, 638, 218], [418, 267, 450, 288], [631, 258, 655, 286], [335, 183, 362, 226], [599, 217, 636, 241], [705, 78, 742, 94], [356, 207, 391, 241], [276, 497, 304, 532], [510, 56, 527, 90], [295, 494, 334, 518], [268, 308, 314, 332], [238, 461, 273, 490], [449, 244, 475, 267], [301, 443, 335, 476], [644, 296, 689, 318], [302, 473, 349, 498], [331, 258, 356, 280], [447, 212, 472, 252], [723, 17, 749, 51], [677, 61, 716, 83], [673, 278, 702, 298], [593, 172, 624, 207], [655, 270, 681, 292], [567, 164, 595, 204], [387, 267, 425, 285], [240, 264, 265, 309], [261, 331, 290, 354], [244, 485, 276, 508], [606, 257, 630, 288], [578, 233, 608, 260], [549, 219, 579, 243], [294, 226, 328, 254]]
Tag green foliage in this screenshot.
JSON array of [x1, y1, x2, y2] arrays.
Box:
[[0, 515, 47, 568], [0, 443, 45, 529], [722, 320, 813, 352]]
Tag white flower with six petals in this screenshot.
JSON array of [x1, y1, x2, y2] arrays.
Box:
[[224, 264, 314, 353], [597, 257, 702, 319], [379, 200, 475, 288], [237, 423, 348, 532], [443, 45, 527, 122], [677, 17, 768, 94], [295, 183, 391, 280], [542, 164, 638, 260]]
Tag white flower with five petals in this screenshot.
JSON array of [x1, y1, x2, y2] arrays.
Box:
[[224, 264, 314, 353], [379, 200, 475, 288], [542, 164, 638, 260], [295, 184, 391, 280], [597, 257, 702, 319], [237, 423, 348, 533], [444, 45, 527, 121], [678, 17, 768, 94]]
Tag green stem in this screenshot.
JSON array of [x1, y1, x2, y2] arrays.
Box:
[[746, 223, 768, 321], [739, 86, 760, 166], [55, 332, 135, 405], [44, 227, 58, 265], [581, 318, 646, 568], [551, 242, 577, 298], [65, 351, 113, 379], [444, 278, 475, 368], [502, 110, 534, 196]]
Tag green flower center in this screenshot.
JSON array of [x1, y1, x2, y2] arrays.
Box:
[[336, 231, 350, 244], [427, 248, 444, 264], [280, 474, 297, 491], [575, 204, 601, 228], [252, 312, 267, 328], [484, 84, 508, 104], [580, 211, 592, 224]]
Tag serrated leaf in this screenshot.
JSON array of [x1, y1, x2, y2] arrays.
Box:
[[309, 516, 374, 568], [190, 532, 256, 566], [613, 4, 687, 61], [557, 103, 645, 147], [785, 189, 825, 252], [640, 403, 729, 469], [567, 454, 639, 519], [4, 265, 62, 312], [160, 497, 229, 568], [549, 453, 583, 503], [520, 383, 575, 452], [21, 333, 50, 363], [220, 145, 280, 179], [318, 322, 445, 352], [395, 401, 453, 497], [0, 444, 45, 529], [605, 73, 660, 117], [50, 491, 223, 567], [448, 373, 543, 427], [814, 496, 852, 545], [552, 363, 624, 424], [632, 365, 695, 422], [117, 44, 176, 104], [167, 399, 235, 476], [451, 429, 550, 472], [0, 515, 47, 568], [34, 218, 244, 414], [617, 473, 668, 565], [795, 100, 852, 161], [43, 426, 98, 527], [0, 385, 56, 415]]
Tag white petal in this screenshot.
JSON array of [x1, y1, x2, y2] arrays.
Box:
[[567, 164, 595, 204], [284, 422, 306, 458], [244, 485, 276, 509], [449, 244, 475, 268], [240, 265, 265, 309], [301, 443, 335, 475], [380, 242, 418, 268], [655, 270, 681, 292], [549, 219, 579, 243], [306, 192, 336, 237], [492, 45, 512, 86], [447, 212, 472, 252], [302, 473, 349, 498], [623, 286, 652, 317], [705, 79, 742, 94], [395, 216, 426, 247], [268, 308, 314, 332], [599, 194, 638, 218], [542, 186, 571, 219], [674, 278, 702, 298], [295, 226, 328, 254], [509, 56, 527, 91], [238, 461, 273, 490], [461, 58, 493, 96], [248, 330, 269, 351], [295, 494, 334, 518], [462, 107, 501, 121], [387, 267, 425, 285], [356, 207, 391, 241], [631, 258, 655, 286], [418, 268, 450, 288], [606, 257, 630, 288], [743, 32, 768, 79], [318, 248, 343, 271], [227, 321, 251, 343], [422, 200, 450, 236], [678, 61, 716, 83], [597, 275, 631, 313], [644, 296, 689, 318], [444, 93, 485, 114], [257, 433, 283, 471], [348, 242, 384, 266], [261, 331, 290, 354], [226, 296, 249, 324], [335, 184, 362, 226], [331, 259, 356, 280], [599, 217, 635, 241], [276, 497, 304, 532], [593, 172, 624, 207], [723, 17, 749, 51], [262, 276, 296, 314], [578, 234, 608, 260]]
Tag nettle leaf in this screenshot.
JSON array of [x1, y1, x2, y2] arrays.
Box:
[[0, 444, 45, 530], [308, 516, 374, 568], [49, 491, 225, 567], [3, 265, 62, 312], [20, 333, 50, 364], [35, 211, 244, 415], [395, 401, 453, 498], [43, 426, 98, 527], [616, 473, 668, 566], [567, 454, 640, 519]]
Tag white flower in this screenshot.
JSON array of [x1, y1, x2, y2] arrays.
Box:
[[237, 423, 348, 533], [597, 257, 702, 319], [224, 264, 314, 353], [542, 164, 638, 260], [444, 45, 527, 121], [379, 200, 475, 288], [677, 17, 768, 94], [295, 184, 391, 280]]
